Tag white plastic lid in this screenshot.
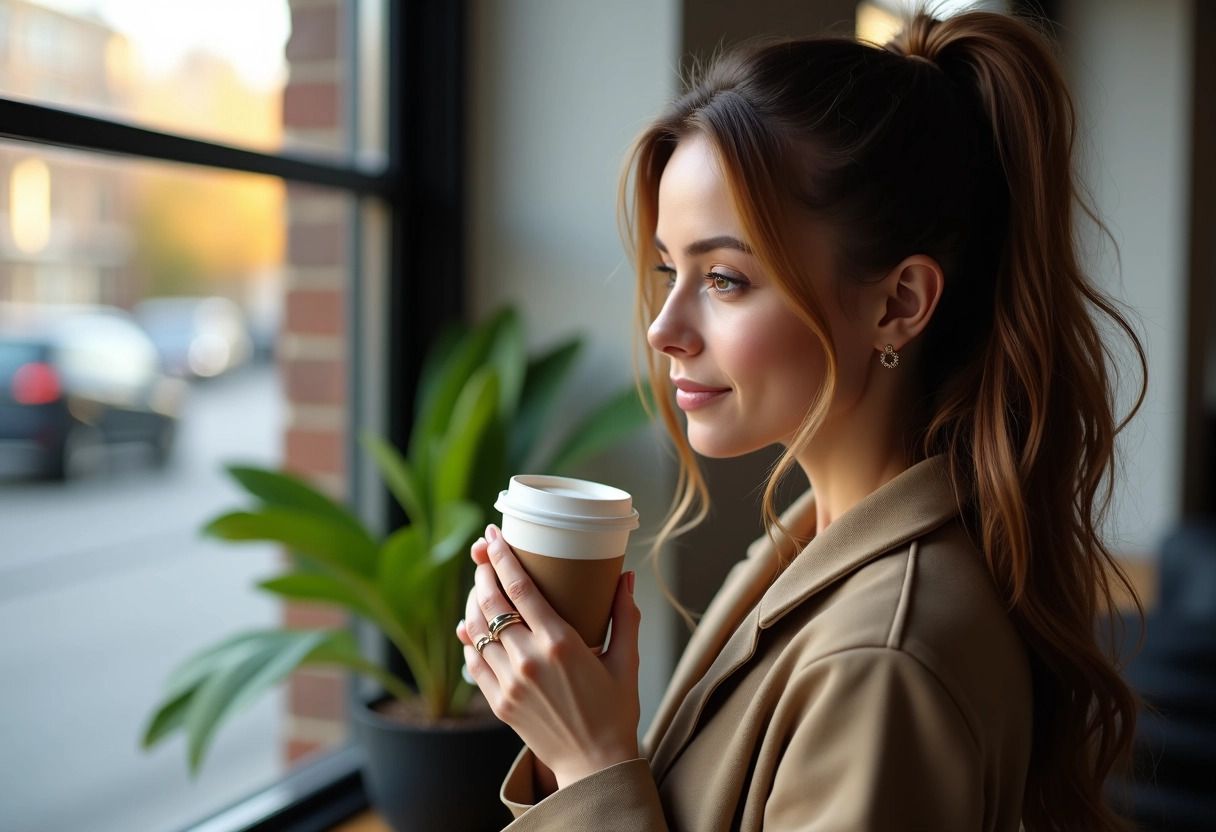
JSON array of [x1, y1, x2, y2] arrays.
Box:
[[494, 475, 639, 533]]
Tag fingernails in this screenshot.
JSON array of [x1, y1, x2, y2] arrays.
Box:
[[456, 618, 464, 635], [475, 537, 486, 549], [487, 525, 499, 542], [627, 571, 636, 594]]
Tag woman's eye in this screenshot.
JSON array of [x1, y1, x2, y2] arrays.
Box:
[[704, 271, 749, 296], [653, 264, 677, 289]]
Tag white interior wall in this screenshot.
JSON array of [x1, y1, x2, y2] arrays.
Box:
[[467, 0, 682, 735], [1060, 0, 1194, 558]]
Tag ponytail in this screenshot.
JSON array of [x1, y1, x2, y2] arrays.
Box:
[[890, 11, 1148, 831]]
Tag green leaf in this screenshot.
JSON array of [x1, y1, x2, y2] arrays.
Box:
[[432, 501, 482, 565], [413, 322, 467, 425], [184, 630, 332, 774], [221, 466, 371, 545], [510, 338, 582, 472], [162, 632, 270, 701], [141, 686, 197, 749], [300, 630, 415, 703], [467, 415, 508, 520], [359, 431, 428, 534], [379, 525, 430, 625], [201, 510, 424, 670], [486, 308, 527, 420], [257, 573, 376, 620], [433, 367, 500, 506], [203, 508, 379, 580], [542, 385, 652, 475], [409, 317, 499, 480]]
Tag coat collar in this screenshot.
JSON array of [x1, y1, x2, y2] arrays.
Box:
[[757, 454, 960, 628], [644, 455, 960, 779]]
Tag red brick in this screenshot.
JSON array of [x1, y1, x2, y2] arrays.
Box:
[[286, 427, 345, 475], [283, 81, 340, 129], [284, 601, 349, 630], [286, 740, 325, 766], [286, 289, 344, 335], [283, 358, 345, 405], [289, 668, 347, 720], [286, 6, 340, 63], [287, 220, 345, 267]]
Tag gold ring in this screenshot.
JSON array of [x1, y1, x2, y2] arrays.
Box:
[[488, 612, 524, 638], [474, 634, 495, 656]]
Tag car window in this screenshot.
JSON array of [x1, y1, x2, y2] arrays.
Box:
[[0, 342, 44, 382]]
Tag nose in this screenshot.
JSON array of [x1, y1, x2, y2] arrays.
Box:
[[647, 287, 701, 358]]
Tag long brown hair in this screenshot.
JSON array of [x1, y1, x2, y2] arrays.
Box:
[[619, 7, 1148, 830]]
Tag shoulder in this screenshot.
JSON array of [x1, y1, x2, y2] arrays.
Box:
[[783, 520, 1032, 753], [895, 522, 1032, 729]]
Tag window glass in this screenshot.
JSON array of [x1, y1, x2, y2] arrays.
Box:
[[0, 340, 42, 376], [0, 0, 388, 168], [855, 0, 1008, 45], [0, 140, 354, 832]]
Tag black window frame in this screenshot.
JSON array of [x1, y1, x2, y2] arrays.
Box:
[[0, 0, 465, 829]]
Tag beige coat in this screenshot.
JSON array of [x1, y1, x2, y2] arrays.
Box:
[[498, 455, 1033, 830]]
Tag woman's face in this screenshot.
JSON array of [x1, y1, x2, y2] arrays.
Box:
[[647, 135, 840, 459]]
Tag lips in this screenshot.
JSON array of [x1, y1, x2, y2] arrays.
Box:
[[671, 377, 730, 411]]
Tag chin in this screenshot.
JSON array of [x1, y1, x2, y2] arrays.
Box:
[[686, 425, 764, 459]]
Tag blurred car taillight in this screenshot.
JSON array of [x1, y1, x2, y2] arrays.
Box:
[[11, 362, 61, 405]]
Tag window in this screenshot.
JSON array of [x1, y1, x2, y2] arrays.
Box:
[[0, 1, 466, 830], [0, 0, 387, 163], [855, 0, 1009, 46]]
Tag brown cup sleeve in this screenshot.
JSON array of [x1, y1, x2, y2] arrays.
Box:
[[512, 548, 625, 648]]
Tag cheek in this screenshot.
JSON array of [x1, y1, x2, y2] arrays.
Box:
[[736, 316, 825, 407]]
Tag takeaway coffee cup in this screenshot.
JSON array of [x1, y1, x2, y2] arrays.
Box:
[[494, 475, 640, 650]]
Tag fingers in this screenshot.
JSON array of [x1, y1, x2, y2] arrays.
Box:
[[474, 557, 532, 654], [455, 617, 471, 646], [462, 642, 501, 702], [483, 525, 561, 640], [462, 582, 505, 700], [470, 535, 490, 566], [465, 581, 501, 658], [602, 571, 641, 679], [455, 619, 478, 685]]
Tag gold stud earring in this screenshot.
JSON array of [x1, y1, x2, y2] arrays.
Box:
[[879, 344, 900, 369]]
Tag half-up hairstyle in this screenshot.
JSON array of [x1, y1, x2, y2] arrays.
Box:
[[619, 6, 1147, 831]]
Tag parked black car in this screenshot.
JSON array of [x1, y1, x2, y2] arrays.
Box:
[[0, 304, 187, 481]]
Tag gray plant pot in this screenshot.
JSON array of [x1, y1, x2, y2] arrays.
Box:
[[351, 692, 524, 832]]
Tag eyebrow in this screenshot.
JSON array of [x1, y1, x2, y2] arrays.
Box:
[[653, 234, 753, 257]]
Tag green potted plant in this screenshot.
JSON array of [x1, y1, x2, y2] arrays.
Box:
[[141, 307, 650, 831]]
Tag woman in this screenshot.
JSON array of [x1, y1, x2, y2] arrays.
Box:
[[455, 8, 1147, 830]]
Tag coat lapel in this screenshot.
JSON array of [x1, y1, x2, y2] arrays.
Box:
[[641, 488, 817, 758], [758, 455, 960, 628], [645, 455, 960, 782]]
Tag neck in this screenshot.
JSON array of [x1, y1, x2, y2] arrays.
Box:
[[794, 403, 909, 537]]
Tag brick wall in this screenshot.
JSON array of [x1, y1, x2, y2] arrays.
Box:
[[281, 0, 350, 767]]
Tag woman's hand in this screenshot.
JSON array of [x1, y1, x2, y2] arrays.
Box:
[[455, 524, 642, 791]]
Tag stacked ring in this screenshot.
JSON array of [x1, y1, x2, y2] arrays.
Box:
[[488, 612, 524, 638], [473, 634, 495, 656]]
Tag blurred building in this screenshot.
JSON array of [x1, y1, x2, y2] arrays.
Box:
[[0, 0, 285, 314], [0, 0, 135, 307]]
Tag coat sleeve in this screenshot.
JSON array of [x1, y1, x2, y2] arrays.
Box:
[[761, 647, 985, 831], [499, 744, 670, 831]]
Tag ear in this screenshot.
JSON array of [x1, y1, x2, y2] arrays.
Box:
[[872, 255, 944, 350]]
